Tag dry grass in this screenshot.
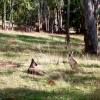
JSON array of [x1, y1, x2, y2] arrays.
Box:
[[0, 30, 100, 100]]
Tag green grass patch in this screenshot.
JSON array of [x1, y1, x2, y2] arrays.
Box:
[[3, 52, 20, 57]]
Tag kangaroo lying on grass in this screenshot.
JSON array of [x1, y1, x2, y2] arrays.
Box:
[[28, 58, 45, 75], [68, 51, 79, 72]]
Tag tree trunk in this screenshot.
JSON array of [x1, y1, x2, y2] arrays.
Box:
[[54, 10, 58, 32], [2, 0, 6, 30], [66, 0, 70, 47], [7, 0, 14, 31], [81, 0, 98, 54], [37, 0, 41, 32], [59, 0, 64, 29], [46, 5, 50, 32], [56, 4, 60, 34]]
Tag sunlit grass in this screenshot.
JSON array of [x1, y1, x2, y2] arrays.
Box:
[[0, 30, 100, 100]]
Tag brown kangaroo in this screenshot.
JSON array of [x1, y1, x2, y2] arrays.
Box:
[[28, 58, 45, 75], [28, 67, 45, 75], [29, 58, 37, 68], [68, 51, 79, 72]]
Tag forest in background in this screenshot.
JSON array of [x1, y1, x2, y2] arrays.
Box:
[[0, 0, 100, 54], [0, 0, 90, 33]]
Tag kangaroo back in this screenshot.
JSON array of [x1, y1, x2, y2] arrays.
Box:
[[28, 67, 45, 75], [68, 52, 79, 72]]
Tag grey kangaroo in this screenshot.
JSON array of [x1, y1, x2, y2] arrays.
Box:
[[29, 58, 37, 68], [28, 58, 45, 75], [68, 52, 79, 72], [28, 67, 45, 75]]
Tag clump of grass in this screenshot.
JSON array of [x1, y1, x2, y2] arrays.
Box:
[[3, 52, 20, 57], [6, 70, 14, 75], [4, 70, 15, 76]]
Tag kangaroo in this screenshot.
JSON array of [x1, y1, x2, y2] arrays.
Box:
[[68, 51, 79, 72], [28, 58, 45, 75], [29, 58, 37, 68], [28, 67, 45, 75]]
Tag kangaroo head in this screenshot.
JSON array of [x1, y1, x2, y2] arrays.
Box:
[[30, 58, 37, 67], [68, 51, 73, 58]]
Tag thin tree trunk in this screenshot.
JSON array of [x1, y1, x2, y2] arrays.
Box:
[[45, 15, 47, 32], [54, 11, 58, 32], [56, 4, 60, 34], [66, 0, 70, 47], [38, 0, 41, 32], [60, 0, 64, 29], [25, 7, 27, 32], [52, 21, 54, 34], [47, 6, 50, 32], [2, 0, 6, 30], [7, 0, 14, 31]]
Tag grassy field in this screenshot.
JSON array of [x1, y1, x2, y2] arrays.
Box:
[[0, 30, 100, 100]]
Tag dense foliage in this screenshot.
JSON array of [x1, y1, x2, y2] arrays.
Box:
[[0, 0, 82, 33]]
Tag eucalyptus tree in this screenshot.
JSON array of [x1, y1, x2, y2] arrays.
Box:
[[53, 0, 63, 33], [36, 0, 61, 32], [2, 0, 6, 30], [45, 0, 57, 32], [60, 0, 64, 29], [66, 0, 70, 47], [63, 0, 98, 54], [80, 0, 99, 54], [7, 0, 14, 31]]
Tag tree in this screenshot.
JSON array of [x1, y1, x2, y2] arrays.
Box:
[[59, 0, 64, 29], [2, 0, 6, 30], [80, 0, 98, 54], [66, 0, 70, 47], [7, 0, 14, 31]]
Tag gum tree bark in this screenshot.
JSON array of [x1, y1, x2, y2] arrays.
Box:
[[81, 0, 98, 54]]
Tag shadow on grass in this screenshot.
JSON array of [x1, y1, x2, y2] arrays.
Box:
[[49, 34, 83, 44], [19, 69, 100, 100], [0, 32, 85, 56], [0, 87, 91, 100], [0, 33, 66, 55], [71, 37, 83, 44], [0, 33, 64, 44], [79, 63, 100, 68], [45, 68, 100, 86]]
